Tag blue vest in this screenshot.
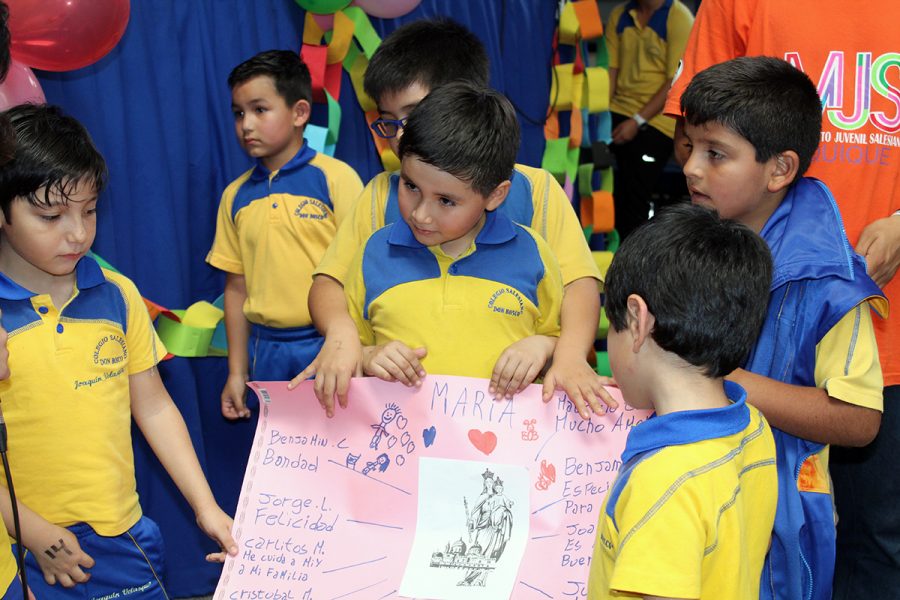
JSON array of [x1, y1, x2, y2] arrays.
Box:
[[745, 178, 885, 600]]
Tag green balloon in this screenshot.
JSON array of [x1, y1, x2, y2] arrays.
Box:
[[294, 0, 352, 14]]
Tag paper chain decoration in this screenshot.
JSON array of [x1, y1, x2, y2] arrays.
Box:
[[543, 2, 620, 377], [301, 7, 400, 171], [88, 252, 226, 358], [542, 0, 616, 240]]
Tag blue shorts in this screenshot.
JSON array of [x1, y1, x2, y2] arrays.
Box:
[[1, 573, 22, 600], [16, 516, 168, 600], [246, 324, 323, 409]]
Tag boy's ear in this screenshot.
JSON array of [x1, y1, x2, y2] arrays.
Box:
[[625, 294, 655, 354], [292, 99, 312, 129], [767, 150, 799, 193], [484, 180, 511, 211]]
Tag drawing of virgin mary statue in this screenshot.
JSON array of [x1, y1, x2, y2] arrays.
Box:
[[459, 476, 515, 586], [480, 478, 514, 559]]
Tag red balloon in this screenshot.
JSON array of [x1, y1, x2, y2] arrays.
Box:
[[7, 0, 130, 72]]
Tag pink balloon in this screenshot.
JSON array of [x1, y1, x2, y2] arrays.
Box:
[[0, 59, 45, 109], [312, 13, 335, 31], [7, 0, 130, 72], [351, 0, 422, 19]]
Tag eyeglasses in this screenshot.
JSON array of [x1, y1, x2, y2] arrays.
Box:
[[370, 117, 408, 139]]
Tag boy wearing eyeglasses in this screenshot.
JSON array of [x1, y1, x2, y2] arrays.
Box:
[[294, 19, 607, 419], [207, 50, 363, 420]]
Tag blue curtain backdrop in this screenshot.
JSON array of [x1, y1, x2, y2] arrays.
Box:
[[34, 0, 557, 595]]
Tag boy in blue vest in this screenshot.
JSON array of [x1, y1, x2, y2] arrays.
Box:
[[680, 56, 887, 600], [294, 19, 607, 417], [344, 83, 564, 384], [0, 104, 236, 599], [207, 50, 362, 420], [588, 204, 777, 599]]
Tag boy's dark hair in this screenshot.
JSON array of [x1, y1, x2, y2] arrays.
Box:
[[399, 82, 519, 198], [228, 50, 312, 106], [605, 204, 773, 378], [681, 56, 822, 177], [364, 18, 489, 105], [0, 104, 107, 223]]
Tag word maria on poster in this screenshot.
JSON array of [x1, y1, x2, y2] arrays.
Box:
[[215, 375, 649, 600]]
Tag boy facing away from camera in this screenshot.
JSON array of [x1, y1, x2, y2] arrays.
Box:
[[344, 82, 565, 384], [679, 56, 887, 599], [293, 18, 608, 417], [207, 49, 362, 420], [0, 104, 236, 600], [587, 204, 778, 600]]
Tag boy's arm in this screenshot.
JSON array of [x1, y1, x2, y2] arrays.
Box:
[[542, 278, 619, 415], [727, 369, 881, 447], [289, 274, 363, 415], [729, 303, 883, 447], [611, 79, 673, 145], [289, 177, 385, 408], [130, 366, 238, 561], [0, 493, 94, 587], [527, 171, 615, 415], [222, 272, 251, 419]]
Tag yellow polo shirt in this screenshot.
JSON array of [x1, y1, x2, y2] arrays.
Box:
[[607, 0, 694, 138], [0, 257, 167, 536], [207, 143, 363, 327], [345, 211, 563, 378], [589, 383, 777, 599]]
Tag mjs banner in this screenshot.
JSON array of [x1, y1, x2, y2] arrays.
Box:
[[215, 375, 649, 600]]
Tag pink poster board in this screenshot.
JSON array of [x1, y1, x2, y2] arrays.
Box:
[[214, 375, 650, 600]]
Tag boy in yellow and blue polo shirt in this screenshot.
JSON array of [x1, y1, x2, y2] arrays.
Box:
[[207, 50, 362, 420], [0, 113, 23, 600], [0, 105, 236, 600], [300, 19, 606, 416], [345, 83, 563, 383], [587, 205, 777, 600]]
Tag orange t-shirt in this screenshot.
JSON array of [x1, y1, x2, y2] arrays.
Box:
[[665, 0, 900, 385]]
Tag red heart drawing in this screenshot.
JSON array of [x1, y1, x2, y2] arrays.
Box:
[[468, 429, 498, 455]]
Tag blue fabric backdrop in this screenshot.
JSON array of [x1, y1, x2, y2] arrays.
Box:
[[34, 1, 557, 595]]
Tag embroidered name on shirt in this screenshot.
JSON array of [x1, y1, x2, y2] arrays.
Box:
[[94, 334, 128, 366], [487, 288, 525, 317], [294, 198, 329, 220]]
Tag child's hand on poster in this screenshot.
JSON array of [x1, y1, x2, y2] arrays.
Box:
[[490, 335, 557, 400], [362, 341, 427, 387]]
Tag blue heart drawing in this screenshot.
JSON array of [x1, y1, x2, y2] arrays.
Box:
[[423, 426, 437, 447]]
